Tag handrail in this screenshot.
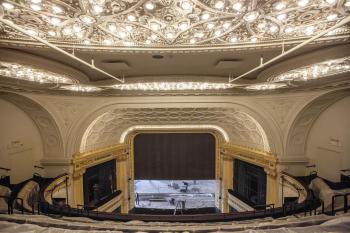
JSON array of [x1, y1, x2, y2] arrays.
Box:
[[331, 193, 350, 215]]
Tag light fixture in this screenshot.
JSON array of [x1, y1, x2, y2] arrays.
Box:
[[269, 57, 350, 82], [2, 2, 14, 10], [52, 5, 63, 14], [232, 2, 242, 11], [60, 84, 101, 92], [103, 38, 113, 45], [245, 83, 287, 90], [127, 15, 136, 21], [30, 4, 41, 11], [0, 61, 74, 84], [230, 36, 238, 42], [297, 0, 309, 7], [179, 22, 189, 31], [145, 1, 155, 10], [284, 26, 294, 33], [195, 32, 204, 38], [110, 82, 235, 91], [250, 37, 258, 42], [304, 25, 315, 35], [80, 15, 95, 25], [214, 1, 225, 9], [244, 11, 259, 22], [50, 17, 61, 26], [277, 13, 287, 21], [150, 22, 160, 31], [93, 5, 104, 14], [201, 13, 210, 20], [180, 0, 192, 10], [274, 1, 286, 10], [327, 13, 338, 21], [48, 30, 56, 36], [207, 23, 215, 29], [107, 23, 117, 32]]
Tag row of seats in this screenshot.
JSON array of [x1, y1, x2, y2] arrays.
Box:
[[0, 212, 349, 232]]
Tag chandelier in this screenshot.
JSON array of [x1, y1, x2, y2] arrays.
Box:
[[111, 82, 235, 91]]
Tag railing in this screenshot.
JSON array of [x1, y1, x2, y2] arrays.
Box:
[[330, 192, 350, 215]]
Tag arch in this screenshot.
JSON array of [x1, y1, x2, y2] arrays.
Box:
[[285, 88, 350, 158], [69, 102, 275, 154], [0, 92, 64, 158]]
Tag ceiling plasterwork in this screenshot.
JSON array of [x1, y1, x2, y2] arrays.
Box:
[[0, 0, 349, 50], [80, 107, 270, 153]]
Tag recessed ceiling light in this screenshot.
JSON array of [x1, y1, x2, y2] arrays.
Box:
[[277, 13, 287, 21], [214, 0, 225, 9], [127, 15, 136, 21], [232, 2, 242, 11], [327, 13, 338, 21], [284, 26, 294, 33], [52, 5, 63, 14], [48, 30, 56, 36], [194, 32, 204, 38], [103, 38, 113, 45], [207, 23, 215, 29], [223, 22, 231, 29], [107, 23, 117, 32], [63, 27, 72, 35], [179, 22, 189, 31], [150, 22, 160, 31], [125, 25, 133, 32], [93, 5, 104, 14], [244, 11, 259, 22], [270, 25, 279, 33], [201, 13, 210, 20], [297, 0, 309, 7], [230, 36, 238, 42], [31, 4, 41, 11], [145, 1, 155, 10], [80, 15, 95, 25], [274, 1, 286, 10], [166, 32, 174, 39], [304, 25, 315, 35], [180, 0, 192, 10], [2, 2, 14, 10], [50, 17, 61, 26]]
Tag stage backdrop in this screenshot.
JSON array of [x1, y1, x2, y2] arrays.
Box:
[[134, 133, 215, 180]]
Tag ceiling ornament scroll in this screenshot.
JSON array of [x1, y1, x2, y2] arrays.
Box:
[[0, 0, 349, 50]]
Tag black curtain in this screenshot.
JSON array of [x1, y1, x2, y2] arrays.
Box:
[[134, 133, 215, 180]]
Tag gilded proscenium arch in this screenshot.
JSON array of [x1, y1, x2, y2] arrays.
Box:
[[122, 125, 226, 211]]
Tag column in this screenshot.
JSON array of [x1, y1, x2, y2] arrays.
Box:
[[221, 155, 233, 213], [266, 170, 279, 206], [117, 155, 129, 213]]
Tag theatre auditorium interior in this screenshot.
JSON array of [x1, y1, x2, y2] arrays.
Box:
[[1, 0, 350, 232]]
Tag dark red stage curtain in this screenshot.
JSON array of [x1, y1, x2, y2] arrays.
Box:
[[134, 133, 215, 180]]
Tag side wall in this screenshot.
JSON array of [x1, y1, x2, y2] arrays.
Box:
[[0, 99, 44, 183], [305, 96, 350, 182]]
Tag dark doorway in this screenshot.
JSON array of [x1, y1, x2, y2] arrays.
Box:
[[83, 159, 116, 207], [234, 159, 267, 206]]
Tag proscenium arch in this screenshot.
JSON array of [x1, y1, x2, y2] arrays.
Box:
[[0, 92, 64, 158], [75, 106, 273, 154], [285, 88, 350, 158]]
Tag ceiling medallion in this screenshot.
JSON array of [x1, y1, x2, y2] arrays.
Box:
[[0, 61, 75, 84], [0, 0, 349, 50], [269, 57, 350, 82]]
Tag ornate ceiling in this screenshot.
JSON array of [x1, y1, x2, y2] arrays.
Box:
[[0, 0, 349, 50]]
